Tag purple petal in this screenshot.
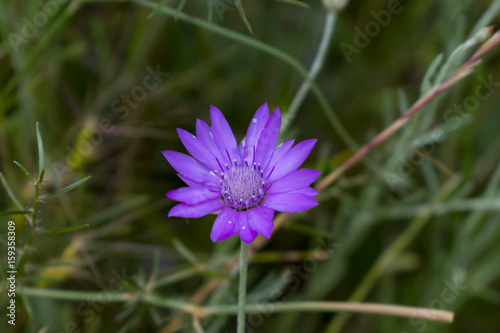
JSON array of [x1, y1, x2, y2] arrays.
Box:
[[163, 150, 219, 185], [243, 103, 270, 160], [238, 140, 245, 156], [210, 105, 241, 165], [247, 206, 274, 239], [238, 211, 258, 243], [265, 139, 317, 183], [177, 174, 216, 189], [177, 128, 219, 170], [196, 119, 226, 171], [210, 206, 238, 242], [254, 108, 281, 168], [166, 187, 219, 204], [263, 193, 318, 213], [290, 186, 319, 197], [168, 198, 225, 218], [261, 206, 275, 220], [265, 139, 295, 172], [267, 169, 321, 194]]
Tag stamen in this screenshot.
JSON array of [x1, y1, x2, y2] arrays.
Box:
[[220, 165, 266, 211]]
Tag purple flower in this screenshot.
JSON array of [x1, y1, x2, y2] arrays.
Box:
[[163, 103, 320, 243]]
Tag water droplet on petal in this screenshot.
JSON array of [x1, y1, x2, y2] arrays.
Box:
[[209, 132, 213, 138], [252, 118, 257, 124], [192, 134, 196, 139], [277, 142, 283, 148], [242, 226, 246, 229], [210, 171, 215, 176], [228, 221, 232, 224]]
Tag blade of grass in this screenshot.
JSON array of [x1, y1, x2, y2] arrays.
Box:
[[275, 0, 309, 8], [36, 122, 44, 178], [13, 160, 36, 183], [0, 172, 23, 210], [150, 248, 161, 283], [19, 291, 35, 322], [208, 0, 213, 22], [147, 0, 169, 19], [40, 175, 91, 200], [420, 53, 443, 94], [233, 0, 253, 34], [470, 0, 500, 37], [42, 224, 90, 234], [0, 210, 32, 217], [28, 262, 87, 270], [172, 238, 200, 266], [40, 176, 92, 200], [282, 11, 336, 132], [175, 0, 189, 20]]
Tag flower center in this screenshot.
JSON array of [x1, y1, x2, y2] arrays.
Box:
[[220, 163, 266, 211]]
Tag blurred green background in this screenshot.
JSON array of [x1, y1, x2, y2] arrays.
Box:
[[1, 0, 500, 332]]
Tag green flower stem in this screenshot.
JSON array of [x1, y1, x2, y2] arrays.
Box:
[[237, 241, 249, 333], [282, 11, 337, 133], [16, 176, 43, 277], [18, 286, 454, 323], [130, 0, 359, 151]]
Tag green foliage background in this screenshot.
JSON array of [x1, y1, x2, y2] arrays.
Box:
[[1, 0, 500, 332]]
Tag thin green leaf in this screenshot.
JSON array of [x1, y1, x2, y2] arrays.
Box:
[[0, 172, 23, 209], [150, 248, 160, 282], [82, 195, 150, 226], [470, 1, 500, 37], [208, 0, 213, 22], [13, 161, 35, 183], [19, 292, 34, 320], [172, 238, 199, 265], [116, 306, 146, 333], [175, 0, 188, 20], [275, 0, 309, 8], [201, 270, 233, 280], [42, 224, 89, 234], [0, 210, 32, 217], [147, 306, 163, 326], [36, 122, 44, 177], [420, 53, 443, 94], [147, 0, 169, 19], [234, 0, 253, 34], [39, 169, 45, 184], [40, 175, 91, 200], [116, 295, 142, 322], [29, 262, 86, 270], [397, 88, 409, 115]]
